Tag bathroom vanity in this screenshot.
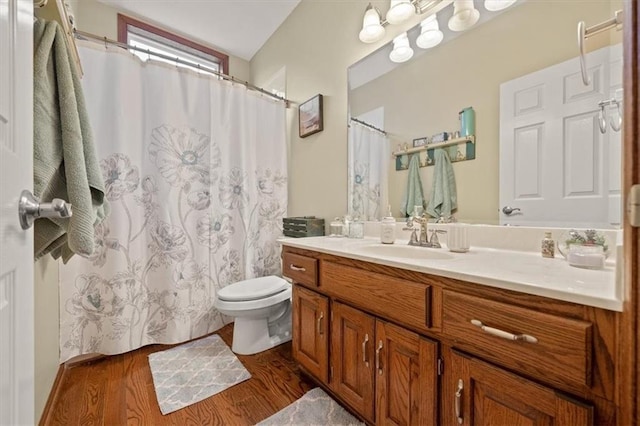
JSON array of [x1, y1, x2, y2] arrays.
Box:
[[281, 234, 621, 425]]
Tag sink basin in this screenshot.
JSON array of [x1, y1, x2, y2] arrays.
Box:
[[356, 244, 454, 260]]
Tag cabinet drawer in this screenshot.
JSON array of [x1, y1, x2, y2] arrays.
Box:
[[443, 291, 593, 390], [321, 262, 431, 333], [282, 252, 318, 287]]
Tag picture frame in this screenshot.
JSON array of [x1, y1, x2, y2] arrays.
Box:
[[299, 94, 324, 138], [413, 137, 428, 147]]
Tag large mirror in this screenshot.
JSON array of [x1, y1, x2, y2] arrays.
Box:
[[348, 0, 623, 228]]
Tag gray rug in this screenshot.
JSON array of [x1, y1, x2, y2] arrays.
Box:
[[148, 334, 251, 415], [257, 388, 364, 426]]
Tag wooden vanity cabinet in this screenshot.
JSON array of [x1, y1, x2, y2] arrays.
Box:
[[329, 301, 438, 425], [283, 246, 617, 426], [442, 348, 593, 426]]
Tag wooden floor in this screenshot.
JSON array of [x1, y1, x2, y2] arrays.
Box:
[[40, 324, 316, 425]]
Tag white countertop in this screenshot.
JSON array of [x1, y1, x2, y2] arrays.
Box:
[[279, 235, 623, 312]]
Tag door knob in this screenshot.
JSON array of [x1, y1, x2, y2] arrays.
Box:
[[18, 190, 73, 230], [501, 206, 521, 216]]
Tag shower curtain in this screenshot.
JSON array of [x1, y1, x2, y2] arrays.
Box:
[[348, 121, 390, 220], [58, 42, 287, 362]]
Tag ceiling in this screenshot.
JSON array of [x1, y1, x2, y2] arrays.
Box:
[[98, 0, 302, 61]]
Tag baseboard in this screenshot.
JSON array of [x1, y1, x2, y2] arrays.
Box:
[[38, 364, 65, 426]]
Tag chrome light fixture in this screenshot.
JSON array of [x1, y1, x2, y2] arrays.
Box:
[[484, 0, 516, 11], [386, 0, 415, 25], [448, 0, 480, 31], [416, 14, 443, 49], [359, 3, 386, 43], [389, 32, 414, 63]]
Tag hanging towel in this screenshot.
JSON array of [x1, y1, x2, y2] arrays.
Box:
[[33, 19, 109, 263], [400, 154, 425, 217], [426, 149, 457, 219]]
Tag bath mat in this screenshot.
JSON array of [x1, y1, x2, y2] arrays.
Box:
[[256, 388, 364, 426], [148, 334, 251, 415]]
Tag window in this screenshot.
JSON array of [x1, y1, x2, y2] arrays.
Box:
[[117, 14, 229, 76]]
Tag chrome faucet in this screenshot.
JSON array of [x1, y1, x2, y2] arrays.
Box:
[[404, 213, 441, 248]]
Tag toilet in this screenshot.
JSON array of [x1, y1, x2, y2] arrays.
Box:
[[214, 275, 292, 355]]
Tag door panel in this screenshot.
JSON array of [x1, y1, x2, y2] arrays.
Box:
[[292, 285, 328, 382], [0, 0, 34, 424], [375, 320, 437, 426], [330, 301, 375, 423]]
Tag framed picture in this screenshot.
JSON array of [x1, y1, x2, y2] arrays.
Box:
[[299, 94, 324, 138], [413, 137, 427, 147]]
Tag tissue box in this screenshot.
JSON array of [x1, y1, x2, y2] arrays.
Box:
[[283, 216, 325, 238]]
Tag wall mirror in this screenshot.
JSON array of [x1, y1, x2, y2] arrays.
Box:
[[348, 0, 623, 228]]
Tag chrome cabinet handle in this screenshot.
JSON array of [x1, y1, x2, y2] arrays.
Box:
[[19, 190, 73, 230], [289, 264, 306, 272], [362, 334, 369, 366], [317, 312, 324, 335], [375, 340, 383, 376], [455, 379, 464, 424], [471, 319, 538, 344], [501, 206, 521, 216]]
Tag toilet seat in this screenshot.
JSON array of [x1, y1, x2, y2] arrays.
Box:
[[217, 276, 289, 301], [214, 276, 291, 312]]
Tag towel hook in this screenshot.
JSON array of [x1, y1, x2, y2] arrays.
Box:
[[610, 100, 622, 132]]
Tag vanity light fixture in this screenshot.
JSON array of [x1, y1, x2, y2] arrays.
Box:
[[484, 0, 516, 11], [416, 14, 444, 49], [386, 0, 415, 24], [359, 3, 386, 43], [448, 0, 480, 32], [389, 32, 414, 63]]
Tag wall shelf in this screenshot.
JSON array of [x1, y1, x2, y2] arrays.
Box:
[[393, 135, 476, 170]]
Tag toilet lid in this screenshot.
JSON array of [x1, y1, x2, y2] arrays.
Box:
[[217, 276, 289, 302]]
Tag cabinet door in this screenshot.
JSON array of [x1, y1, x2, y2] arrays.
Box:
[[330, 302, 376, 423], [292, 285, 329, 382], [443, 348, 593, 426], [375, 320, 438, 425]]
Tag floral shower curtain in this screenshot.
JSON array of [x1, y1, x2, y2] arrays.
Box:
[[58, 42, 287, 362], [348, 120, 390, 220]]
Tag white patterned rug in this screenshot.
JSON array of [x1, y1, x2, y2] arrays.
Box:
[[256, 388, 364, 426], [148, 334, 251, 415]]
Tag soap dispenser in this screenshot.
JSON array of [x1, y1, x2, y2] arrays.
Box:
[[380, 206, 396, 244]]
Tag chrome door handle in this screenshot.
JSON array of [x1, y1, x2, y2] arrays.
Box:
[[317, 312, 324, 335], [471, 319, 538, 344], [501, 206, 521, 216], [289, 264, 306, 272], [375, 340, 383, 376], [19, 190, 73, 230], [362, 334, 369, 366], [455, 379, 464, 424]]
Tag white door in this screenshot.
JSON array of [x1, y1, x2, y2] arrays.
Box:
[[0, 0, 35, 425], [499, 44, 622, 228]]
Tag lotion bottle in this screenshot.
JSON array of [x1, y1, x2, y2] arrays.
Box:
[[380, 206, 396, 244]]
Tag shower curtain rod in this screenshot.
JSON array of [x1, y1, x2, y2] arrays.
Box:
[[74, 30, 291, 107], [350, 117, 387, 135]]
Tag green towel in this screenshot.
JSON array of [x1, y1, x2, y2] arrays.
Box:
[[400, 154, 425, 217], [33, 19, 109, 263], [426, 149, 457, 219]]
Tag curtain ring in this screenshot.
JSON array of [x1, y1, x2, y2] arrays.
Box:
[[175, 57, 179, 68], [103, 36, 108, 50], [146, 49, 151, 61], [610, 100, 622, 132], [598, 103, 607, 134]]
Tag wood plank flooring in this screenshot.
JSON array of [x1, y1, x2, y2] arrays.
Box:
[[41, 324, 316, 426]]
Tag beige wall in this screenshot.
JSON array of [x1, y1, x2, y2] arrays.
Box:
[[252, 0, 621, 224], [350, 0, 618, 223]]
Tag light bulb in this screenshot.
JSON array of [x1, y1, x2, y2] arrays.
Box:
[[448, 0, 480, 32], [389, 33, 414, 63], [416, 14, 443, 49], [359, 4, 385, 43], [484, 0, 516, 11], [386, 0, 414, 25]]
